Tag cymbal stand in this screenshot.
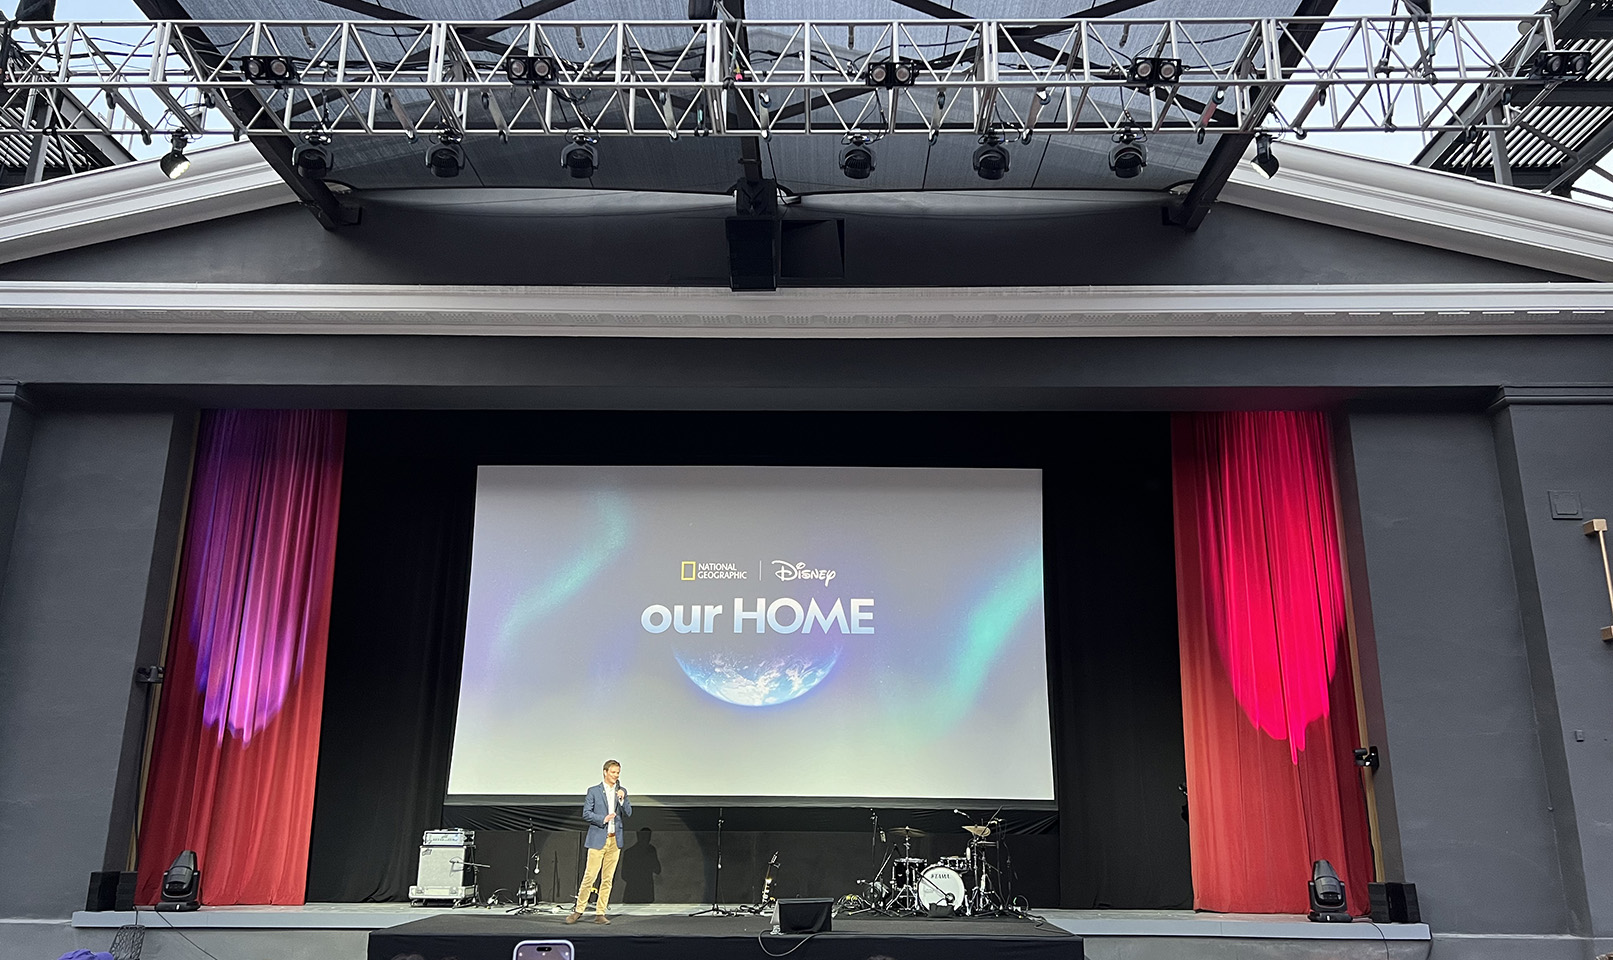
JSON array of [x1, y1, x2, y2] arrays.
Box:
[[689, 807, 741, 917], [966, 839, 1001, 916]]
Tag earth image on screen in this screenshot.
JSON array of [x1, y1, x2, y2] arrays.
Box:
[[672, 632, 843, 707]]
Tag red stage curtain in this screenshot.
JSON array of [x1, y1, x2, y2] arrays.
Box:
[[136, 410, 346, 905], [1172, 411, 1372, 915]]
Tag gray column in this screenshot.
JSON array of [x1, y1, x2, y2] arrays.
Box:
[[0, 409, 194, 918], [1337, 411, 1571, 959], [0, 382, 37, 606], [1491, 388, 1613, 959]]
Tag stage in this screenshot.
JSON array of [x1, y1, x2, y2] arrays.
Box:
[[67, 902, 1432, 960]]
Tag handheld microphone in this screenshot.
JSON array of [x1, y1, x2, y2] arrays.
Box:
[[954, 809, 966, 817]]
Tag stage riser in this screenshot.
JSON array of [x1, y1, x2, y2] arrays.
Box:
[[1083, 937, 1427, 960], [369, 933, 1081, 960]]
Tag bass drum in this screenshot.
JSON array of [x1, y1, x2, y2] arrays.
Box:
[[917, 865, 967, 915], [936, 855, 976, 891]]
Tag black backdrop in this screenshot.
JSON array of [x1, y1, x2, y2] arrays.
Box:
[[306, 411, 1189, 909]]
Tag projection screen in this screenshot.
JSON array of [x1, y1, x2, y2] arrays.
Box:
[[448, 466, 1054, 803]]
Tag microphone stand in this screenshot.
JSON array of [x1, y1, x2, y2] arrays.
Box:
[[690, 807, 740, 917]]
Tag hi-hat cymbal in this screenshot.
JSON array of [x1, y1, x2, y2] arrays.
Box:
[[888, 826, 926, 838], [963, 824, 993, 838]]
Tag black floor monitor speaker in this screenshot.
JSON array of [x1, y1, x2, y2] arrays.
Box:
[[775, 898, 834, 934], [114, 871, 138, 911], [86, 871, 119, 912], [1368, 882, 1421, 923]]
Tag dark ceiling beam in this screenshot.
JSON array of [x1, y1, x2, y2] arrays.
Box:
[[159, 19, 357, 229], [1536, 112, 1613, 191], [309, 0, 412, 19], [498, 0, 588, 20], [1169, 0, 1339, 229], [1457, 166, 1560, 189], [1538, 82, 1613, 107], [1568, 11, 1613, 38]]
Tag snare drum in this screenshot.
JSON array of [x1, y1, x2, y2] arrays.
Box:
[[917, 865, 967, 914], [892, 857, 927, 887]]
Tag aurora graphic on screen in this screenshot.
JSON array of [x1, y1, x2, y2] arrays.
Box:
[[448, 465, 1055, 802]]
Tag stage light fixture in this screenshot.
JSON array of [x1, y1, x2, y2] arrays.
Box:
[[156, 850, 200, 912], [292, 131, 334, 180], [425, 132, 465, 178], [1253, 133, 1280, 179], [505, 55, 557, 86], [1109, 128, 1146, 179], [972, 134, 1010, 181], [865, 59, 917, 88], [242, 55, 297, 86], [1128, 57, 1182, 87], [1531, 49, 1592, 81], [158, 133, 191, 180], [839, 137, 875, 179], [1307, 859, 1351, 923], [561, 136, 599, 179]]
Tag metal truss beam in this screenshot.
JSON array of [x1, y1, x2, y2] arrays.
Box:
[[0, 14, 1578, 145]]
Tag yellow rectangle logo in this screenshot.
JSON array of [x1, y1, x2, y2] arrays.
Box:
[[681, 561, 696, 581]]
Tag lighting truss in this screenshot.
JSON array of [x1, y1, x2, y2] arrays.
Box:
[[0, 15, 1586, 146]]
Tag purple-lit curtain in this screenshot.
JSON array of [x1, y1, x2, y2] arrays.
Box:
[[136, 410, 345, 905]]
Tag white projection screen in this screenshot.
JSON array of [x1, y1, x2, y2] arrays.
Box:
[[448, 465, 1054, 804]]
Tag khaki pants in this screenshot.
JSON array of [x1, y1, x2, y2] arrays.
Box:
[[573, 835, 621, 915]]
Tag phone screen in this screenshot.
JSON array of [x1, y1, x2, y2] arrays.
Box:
[[513, 939, 575, 960]]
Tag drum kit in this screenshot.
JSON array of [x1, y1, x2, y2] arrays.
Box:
[[849, 820, 1005, 917]]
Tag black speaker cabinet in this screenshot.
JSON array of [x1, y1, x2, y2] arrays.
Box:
[[114, 871, 139, 911], [775, 898, 834, 934], [86, 871, 120, 911], [1368, 882, 1421, 924]]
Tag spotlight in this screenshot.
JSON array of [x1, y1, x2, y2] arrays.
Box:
[[1128, 57, 1182, 88], [1252, 133, 1279, 179], [158, 133, 190, 180], [156, 850, 201, 912], [292, 131, 334, 180], [839, 138, 875, 180], [561, 137, 598, 179], [865, 59, 917, 88], [972, 134, 1010, 181], [1531, 49, 1592, 80], [1307, 859, 1351, 923], [425, 132, 465, 178], [1109, 128, 1146, 179], [505, 55, 557, 86], [241, 55, 297, 86]]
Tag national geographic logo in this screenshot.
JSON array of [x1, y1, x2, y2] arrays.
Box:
[[682, 561, 748, 581]]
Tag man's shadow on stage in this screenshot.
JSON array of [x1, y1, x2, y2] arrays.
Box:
[[619, 827, 662, 903]]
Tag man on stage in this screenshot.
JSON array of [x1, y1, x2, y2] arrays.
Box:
[[567, 759, 632, 924]]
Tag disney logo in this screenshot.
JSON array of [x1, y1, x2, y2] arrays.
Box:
[[771, 560, 837, 585]]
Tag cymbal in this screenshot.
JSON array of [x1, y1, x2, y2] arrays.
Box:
[[888, 826, 926, 838], [963, 825, 993, 838]]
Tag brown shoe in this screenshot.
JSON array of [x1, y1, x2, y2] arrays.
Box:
[[594, 915, 611, 924], [565, 912, 582, 924]]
